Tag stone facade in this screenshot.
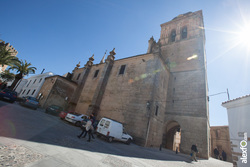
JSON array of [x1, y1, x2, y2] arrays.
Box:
[[38, 75, 77, 110], [67, 10, 209, 159], [211, 126, 233, 163], [0, 41, 18, 73]]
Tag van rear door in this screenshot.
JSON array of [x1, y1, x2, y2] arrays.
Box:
[[98, 118, 111, 136]]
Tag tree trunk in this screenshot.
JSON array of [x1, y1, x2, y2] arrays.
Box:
[[10, 73, 23, 90]]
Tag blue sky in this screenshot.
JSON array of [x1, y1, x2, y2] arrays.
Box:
[[1, 0, 250, 126]]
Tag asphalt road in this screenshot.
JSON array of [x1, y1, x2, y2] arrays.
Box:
[[0, 100, 232, 167]]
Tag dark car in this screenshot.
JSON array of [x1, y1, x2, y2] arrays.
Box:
[[20, 96, 39, 110], [45, 105, 64, 116], [0, 89, 17, 103]]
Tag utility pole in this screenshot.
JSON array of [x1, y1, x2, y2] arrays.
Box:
[[227, 88, 230, 100], [41, 69, 45, 74]]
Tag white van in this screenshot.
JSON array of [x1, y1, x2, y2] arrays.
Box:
[[96, 118, 133, 144]]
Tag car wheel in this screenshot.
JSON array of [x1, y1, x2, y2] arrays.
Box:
[[126, 138, 131, 145], [108, 137, 113, 143], [75, 121, 81, 127]]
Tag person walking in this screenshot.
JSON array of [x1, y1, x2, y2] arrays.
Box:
[[222, 150, 227, 161], [77, 115, 93, 141], [82, 115, 93, 142], [214, 147, 219, 159], [191, 144, 199, 162]]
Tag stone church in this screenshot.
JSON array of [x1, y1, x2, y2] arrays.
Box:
[[57, 10, 209, 158]]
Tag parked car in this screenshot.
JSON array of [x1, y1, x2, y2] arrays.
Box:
[[45, 105, 64, 116], [19, 96, 39, 110], [59, 110, 75, 120], [0, 88, 17, 103], [96, 118, 133, 144], [65, 113, 88, 126]]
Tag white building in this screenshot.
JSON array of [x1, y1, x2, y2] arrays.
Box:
[[222, 95, 250, 167], [18, 72, 54, 98], [14, 79, 28, 94]]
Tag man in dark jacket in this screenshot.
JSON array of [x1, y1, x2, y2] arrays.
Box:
[[214, 147, 219, 159], [222, 150, 227, 161], [191, 144, 199, 162]]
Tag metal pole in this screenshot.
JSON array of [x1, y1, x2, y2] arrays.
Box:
[[227, 88, 230, 100], [41, 69, 45, 74]]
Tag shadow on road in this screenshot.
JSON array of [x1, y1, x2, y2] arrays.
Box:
[[0, 101, 192, 163]]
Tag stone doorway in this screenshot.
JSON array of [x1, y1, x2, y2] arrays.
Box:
[[165, 121, 181, 152]]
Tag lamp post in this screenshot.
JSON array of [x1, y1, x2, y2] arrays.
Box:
[[145, 101, 151, 147]]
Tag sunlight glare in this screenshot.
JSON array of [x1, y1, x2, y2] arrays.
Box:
[[238, 23, 250, 49]]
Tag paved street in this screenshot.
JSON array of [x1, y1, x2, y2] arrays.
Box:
[[0, 101, 232, 167]]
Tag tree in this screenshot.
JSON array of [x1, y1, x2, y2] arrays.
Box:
[[9, 60, 37, 90], [0, 70, 15, 82], [0, 45, 19, 69]]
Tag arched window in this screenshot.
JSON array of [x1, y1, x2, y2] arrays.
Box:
[[181, 26, 187, 39], [171, 29, 176, 42]]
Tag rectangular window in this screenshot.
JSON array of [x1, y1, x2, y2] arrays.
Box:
[[26, 80, 32, 87], [33, 79, 37, 84], [22, 90, 26, 94], [100, 119, 105, 126], [26, 89, 30, 95], [94, 70, 99, 78], [104, 121, 110, 128], [216, 130, 221, 139], [119, 65, 126, 75], [155, 105, 159, 116], [76, 73, 81, 80], [39, 78, 43, 83], [31, 90, 36, 95]]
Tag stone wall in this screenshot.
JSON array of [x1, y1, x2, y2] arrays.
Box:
[[75, 64, 105, 114], [39, 76, 77, 110], [210, 126, 233, 163], [160, 10, 209, 159]]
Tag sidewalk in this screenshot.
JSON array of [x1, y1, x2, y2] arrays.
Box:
[[0, 136, 233, 167]]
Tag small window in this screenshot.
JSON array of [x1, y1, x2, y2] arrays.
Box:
[[27, 80, 31, 87], [31, 89, 36, 95], [216, 129, 221, 139], [76, 73, 81, 80], [155, 105, 159, 116], [94, 70, 99, 78], [104, 121, 110, 128], [171, 29, 176, 42], [39, 78, 43, 83], [26, 89, 30, 95], [100, 119, 105, 126], [181, 26, 187, 39], [119, 65, 126, 75], [22, 90, 26, 94], [33, 79, 37, 84]]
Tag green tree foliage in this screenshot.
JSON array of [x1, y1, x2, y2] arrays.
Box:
[[9, 60, 37, 90]]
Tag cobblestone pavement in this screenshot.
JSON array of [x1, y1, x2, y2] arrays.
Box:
[[0, 143, 47, 167]]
